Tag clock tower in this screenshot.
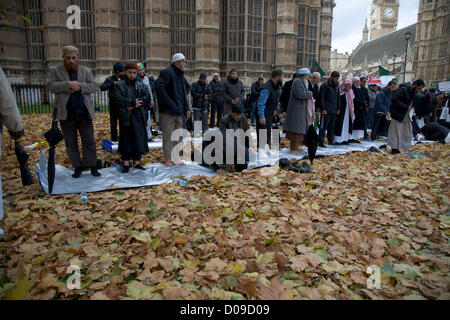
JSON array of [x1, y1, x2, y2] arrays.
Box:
[[369, 0, 399, 40]]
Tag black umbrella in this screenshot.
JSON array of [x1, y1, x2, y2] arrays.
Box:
[[14, 141, 34, 186], [304, 125, 320, 165], [44, 109, 64, 194]]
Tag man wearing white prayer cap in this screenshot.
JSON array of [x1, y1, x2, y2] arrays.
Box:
[[297, 68, 311, 75], [155, 53, 192, 167], [350, 76, 366, 142]]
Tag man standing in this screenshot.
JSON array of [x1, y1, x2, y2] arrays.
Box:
[[209, 73, 224, 128], [279, 73, 297, 113], [371, 80, 398, 141], [256, 69, 283, 149], [388, 79, 425, 154], [367, 84, 379, 131], [318, 71, 341, 147], [308, 72, 321, 112], [137, 63, 154, 141], [249, 78, 264, 126], [360, 76, 371, 140], [47, 45, 100, 178], [0, 66, 25, 238], [149, 75, 158, 124], [351, 77, 367, 142], [191, 72, 212, 133], [155, 53, 192, 168], [100, 62, 125, 141], [413, 88, 437, 129], [223, 69, 245, 116], [113, 64, 150, 173]]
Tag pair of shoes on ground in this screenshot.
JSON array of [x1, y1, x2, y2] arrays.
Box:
[[73, 167, 101, 178], [122, 163, 146, 173]]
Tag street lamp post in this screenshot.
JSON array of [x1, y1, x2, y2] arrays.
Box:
[[403, 30, 412, 83], [393, 54, 397, 75]]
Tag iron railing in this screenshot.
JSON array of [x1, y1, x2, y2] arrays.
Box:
[[11, 82, 110, 114]]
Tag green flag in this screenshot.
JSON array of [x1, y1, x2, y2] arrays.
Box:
[[311, 60, 325, 77], [379, 66, 391, 76]]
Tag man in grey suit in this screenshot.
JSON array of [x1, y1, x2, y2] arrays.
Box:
[[47, 45, 101, 178]]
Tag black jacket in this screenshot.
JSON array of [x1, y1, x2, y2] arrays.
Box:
[[250, 81, 263, 103], [101, 74, 121, 98], [360, 86, 370, 109], [319, 79, 340, 115], [413, 93, 437, 118], [191, 80, 212, 110], [280, 79, 294, 112], [209, 79, 224, 103], [155, 64, 190, 117], [308, 80, 321, 111], [390, 83, 416, 122], [421, 122, 449, 142]]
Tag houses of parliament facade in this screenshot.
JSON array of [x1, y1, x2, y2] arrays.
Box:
[[0, 0, 335, 85]]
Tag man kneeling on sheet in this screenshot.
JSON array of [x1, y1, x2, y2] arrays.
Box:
[[194, 104, 256, 174], [113, 63, 150, 173]]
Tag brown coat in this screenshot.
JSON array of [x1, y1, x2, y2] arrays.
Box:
[[47, 64, 99, 121]]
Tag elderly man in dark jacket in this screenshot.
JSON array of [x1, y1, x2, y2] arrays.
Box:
[[371, 80, 398, 140], [101, 63, 125, 141], [113, 63, 150, 173], [155, 53, 192, 167], [223, 69, 245, 116], [191, 72, 212, 133], [388, 79, 425, 154], [318, 71, 341, 147], [209, 73, 224, 128]]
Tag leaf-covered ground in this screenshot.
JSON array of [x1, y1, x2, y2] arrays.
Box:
[[0, 113, 449, 300]]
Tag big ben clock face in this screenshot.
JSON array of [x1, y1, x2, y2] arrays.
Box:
[[384, 7, 395, 19]]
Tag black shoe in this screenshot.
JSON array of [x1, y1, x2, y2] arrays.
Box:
[[72, 167, 82, 178], [330, 142, 340, 146], [122, 166, 130, 173], [91, 167, 101, 177], [349, 139, 361, 144], [134, 164, 146, 171], [342, 141, 350, 145], [319, 144, 327, 148], [391, 149, 401, 155]]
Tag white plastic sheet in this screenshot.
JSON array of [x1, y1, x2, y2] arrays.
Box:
[[36, 140, 433, 195]]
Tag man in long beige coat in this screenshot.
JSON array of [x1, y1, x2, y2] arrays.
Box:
[[0, 67, 25, 238], [48, 45, 100, 178]]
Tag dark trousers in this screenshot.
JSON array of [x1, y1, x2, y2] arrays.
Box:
[[60, 115, 97, 169], [371, 115, 390, 140], [193, 107, 209, 133], [122, 150, 142, 162], [210, 101, 224, 128], [367, 108, 375, 130], [255, 110, 274, 149], [319, 114, 336, 144], [109, 105, 119, 141]]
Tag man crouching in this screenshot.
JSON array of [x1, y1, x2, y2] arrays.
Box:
[[113, 63, 150, 173]]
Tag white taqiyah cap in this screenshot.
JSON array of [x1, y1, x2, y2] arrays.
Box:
[[297, 68, 310, 75], [171, 53, 186, 63], [353, 76, 360, 82]]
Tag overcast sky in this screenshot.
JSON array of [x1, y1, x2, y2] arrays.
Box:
[[332, 0, 419, 54]]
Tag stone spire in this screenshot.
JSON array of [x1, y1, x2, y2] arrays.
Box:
[[363, 19, 369, 43]]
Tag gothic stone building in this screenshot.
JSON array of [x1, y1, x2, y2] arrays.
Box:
[[413, 0, 449, 87], [0, 0, 335, 86]]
